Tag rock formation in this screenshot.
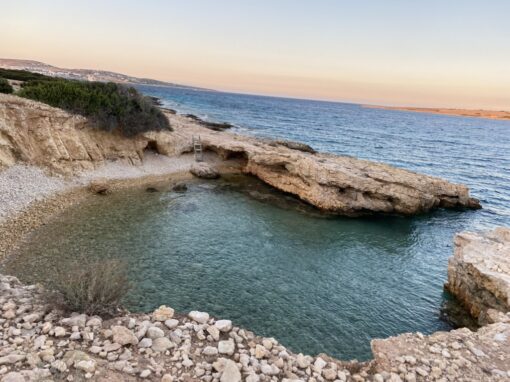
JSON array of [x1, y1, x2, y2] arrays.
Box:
[[0, 94, 481, 216], [0, 94, 149, 175], [446, 227, 510, 321]]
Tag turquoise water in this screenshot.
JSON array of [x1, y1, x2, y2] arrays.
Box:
[[4, 176, 474, 360], [4, 87, 510, 360]]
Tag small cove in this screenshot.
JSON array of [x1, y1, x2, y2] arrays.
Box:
[[3, 175, 474, 360]]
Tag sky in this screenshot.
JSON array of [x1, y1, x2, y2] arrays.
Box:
[[2, 0, 510, 109]]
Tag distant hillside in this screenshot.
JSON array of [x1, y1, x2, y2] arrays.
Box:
[[0, 58, 203, 90]]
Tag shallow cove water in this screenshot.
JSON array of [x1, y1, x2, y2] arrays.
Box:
[[4, 175, 475, 360]]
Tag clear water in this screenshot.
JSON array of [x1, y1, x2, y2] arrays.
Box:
[[5, 87, 510, 361]]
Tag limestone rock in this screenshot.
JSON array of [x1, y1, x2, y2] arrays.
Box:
[[220, 359, 241, 382], [446, 227, 510, 320], [153, 305, 175, 321], [188, 311, 210, 324], [111, 325, 138, 346], [190, 162, 220, 179], [0, 94, 149, 175]]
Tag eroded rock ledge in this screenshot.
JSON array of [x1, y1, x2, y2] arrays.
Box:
[[0, 94, 480, 216], [446, 227, 510, 323]]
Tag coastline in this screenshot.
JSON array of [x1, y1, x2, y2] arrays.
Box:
[[0, 95, 508, 381], [363, 105, 510, 121]]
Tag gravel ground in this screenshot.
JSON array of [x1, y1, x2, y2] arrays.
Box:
[[77, 152, 195, 184], [0, 165, 70, 224], [0, 153, 197, 225]]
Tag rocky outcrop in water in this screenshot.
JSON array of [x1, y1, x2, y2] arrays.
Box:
[[446, 228, 510, 322], [157, 112, 481, 216]]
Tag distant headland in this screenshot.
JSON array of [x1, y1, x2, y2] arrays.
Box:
[[365, 104, 510, 121]]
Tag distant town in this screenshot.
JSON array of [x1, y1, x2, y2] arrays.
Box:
[[0, 58, 200, 89]]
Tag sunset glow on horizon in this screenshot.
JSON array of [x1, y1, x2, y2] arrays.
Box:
[[2, 0, 510, 109]]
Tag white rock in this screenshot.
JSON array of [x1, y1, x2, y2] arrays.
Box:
[[138, 338, 153, 348], [220, 359, 241, 382], [75, 359, 96, 373], [140, 369, 151, 378], [147, 326, 165, 339], [188, 311, 209, 324], [218, 339, 236, 355], [1, 372, 25, 382], [202, 346, 219, 356], [164, 319, 179, 329], [152, 337, 174, 352], [215, 319, 233, 332], [53, 326, 66, 337]]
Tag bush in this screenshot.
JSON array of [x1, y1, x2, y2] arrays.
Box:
[[0, 78, 13, 94], [18, 79, 171, 136], [0, 68, 53, 82], [47, 257, 131, 317]]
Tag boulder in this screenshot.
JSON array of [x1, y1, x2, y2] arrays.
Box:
[[190, 163, 220, 179], [111, 326, 138, 346]]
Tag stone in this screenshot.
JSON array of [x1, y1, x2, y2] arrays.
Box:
[[138, 338, 153, 348], [215, 319, 233, 332], [188, 311, 210, 324], [153, 305, 175, 321], [53, 326, 66, 337], [254, 344, 267, 359], [140, 369, 151, 378], [0, 354, 26, 365], [62, 314, 87, 327], [161, 375, 174, 382], [1, 372, 25, 382], [164, 319, 179, 329], [446, 228, 510, 319], [218, 339, 235, 355], [152, 337, 174, 352], [111, 325, 138, 346], [75, 359, 96, 373], [220, 359, 241, 382], [147, 326, 165, 339], [190, 163, 220, 179], [206, 325, 220, 341], [202, 346, 219, 356], [89, 181, 111, 195]]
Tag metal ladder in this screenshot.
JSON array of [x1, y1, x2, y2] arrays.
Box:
[[192, 135, 203, 162]]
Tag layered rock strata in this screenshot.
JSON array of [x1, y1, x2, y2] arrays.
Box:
[[446, 228, 510, 321]]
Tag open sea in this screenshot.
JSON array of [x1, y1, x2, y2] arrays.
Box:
[[4, 85, 510, 360]]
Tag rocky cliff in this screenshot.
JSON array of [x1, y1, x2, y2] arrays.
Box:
[[446, 228, 510, 321], [0, 94, 481, 216], [0, 94, 149, 175]]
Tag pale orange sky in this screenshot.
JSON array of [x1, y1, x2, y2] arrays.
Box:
[[2, 0, 510, 109]]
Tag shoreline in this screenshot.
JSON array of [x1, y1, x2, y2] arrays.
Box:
[[363, 104, 510, 121], [0, 95, 508, 380]]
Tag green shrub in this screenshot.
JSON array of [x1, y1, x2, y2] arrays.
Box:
[[0, 78, 13, 94], [0, 68, 53, 82], [18, 79, 171, 136], [46, 257, 131, 317]]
